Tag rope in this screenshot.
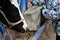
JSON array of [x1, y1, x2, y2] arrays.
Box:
[[0, 10, 24, 28]]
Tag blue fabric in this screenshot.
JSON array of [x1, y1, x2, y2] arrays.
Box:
[[20, 0, 25, 12], [26, 0, 28, 10], [20, 0, 28, 12], [14, 31, 19, 38], [31, 0, 45, 5], [46, 0, 55, 9], [0, 22, 10, 40], [0, 22, 7, 35], [5, 35, 10, 40]]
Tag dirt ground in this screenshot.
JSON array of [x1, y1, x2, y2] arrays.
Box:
[[0, 22, 56, 40], [10, 22, 56, 40], [0, 18, 56, 40], [15, 21, 56, 40]]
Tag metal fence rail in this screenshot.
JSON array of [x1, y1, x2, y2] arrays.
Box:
[[32, 20, 49, 40]]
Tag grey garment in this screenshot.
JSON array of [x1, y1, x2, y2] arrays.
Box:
[[23, 6, 44, 30]]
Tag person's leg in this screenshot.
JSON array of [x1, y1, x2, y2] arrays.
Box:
[[20, 0, 25, 12], [25, 0, 28, 10]]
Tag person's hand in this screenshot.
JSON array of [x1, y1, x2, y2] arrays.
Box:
[[28, 2, 32, 8]]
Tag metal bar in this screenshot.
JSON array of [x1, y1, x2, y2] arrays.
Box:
[[32, 21, 49, 40], [0, 22, 10, 40]]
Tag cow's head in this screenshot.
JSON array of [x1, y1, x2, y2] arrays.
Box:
[[0, 0, 27, 32]]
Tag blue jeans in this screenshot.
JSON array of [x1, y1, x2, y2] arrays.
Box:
[[20, 0, 28, 12]]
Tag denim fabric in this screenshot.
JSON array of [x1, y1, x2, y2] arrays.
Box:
[[19, 0, 28, 12]]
